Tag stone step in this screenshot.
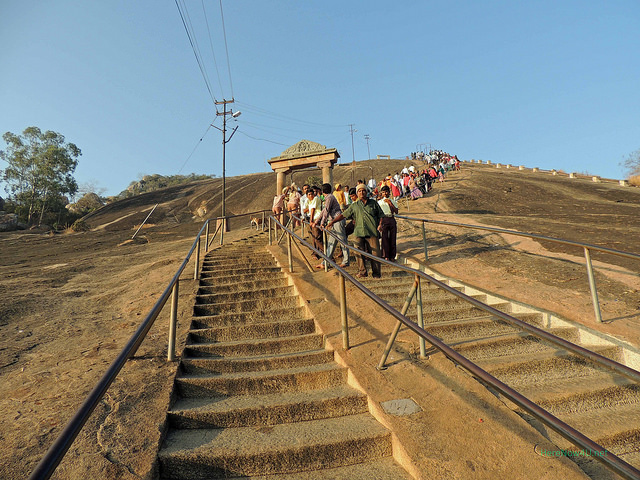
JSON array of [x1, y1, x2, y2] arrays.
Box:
[[200, 266, 283, 278], [193, 295, 301, 315], [226, 457, 413, 480], [451, 328, 580, 361], [168, 384, 368, 429], [480, 345, 623, 386], [196, 285, 296, 303], [197, 277, 290, 293], [517, 374, 640, 416], [187, 318, 316, 343], [424, 316, 522, 342], [191, 306, 309, 328], [158, 413, 393, 479], [551, 402, 640, 457], [180, 349, 334, 375], [402, 302, 511, 324], [375, 287, 466, 304], [381, 293, 488, 312], [184, 333, 324, 358], [202, 258, 277, 269], [175, 363, 347, 397], [200, 271, 287, 286]]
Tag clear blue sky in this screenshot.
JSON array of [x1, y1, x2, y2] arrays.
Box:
[[1, 1, 639, 197]]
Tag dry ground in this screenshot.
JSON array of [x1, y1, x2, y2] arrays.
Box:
[[1, 161, 639, 479]]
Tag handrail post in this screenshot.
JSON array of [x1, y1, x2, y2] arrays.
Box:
[[167, 279, 179, 361], [584, 247, 603, 323], [268, 216, 272, 245], [378, 278, 418, 369], [416, 274, 426, 357], [219, 218, 225, 246], [421, 222, 428, 261], [204, 221, 210, 253], [262, 211, 265, 231], [340, 273, 349, 349], [287, 231, 293, 273], [323, 230, 328, 272], [194, 235, 201, 280]]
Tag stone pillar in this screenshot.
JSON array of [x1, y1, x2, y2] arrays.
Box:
[[275, 168, 289, 195], [318, 161, 333, 187]]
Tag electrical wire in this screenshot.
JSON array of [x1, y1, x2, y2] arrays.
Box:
[[176, 123, 214, 175], [235, 101, 347, 128], [175, 0, 217, 105], [202, 0, 225, 99], [240, 119, 342, 135], [219, 0, 234, 98], [236, 129, 290, 146]]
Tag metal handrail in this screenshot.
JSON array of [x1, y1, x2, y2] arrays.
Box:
[[397, 214, 640, 324], [397, 214, 640, 260], [28, 219, 213, 480], [270, 214, 640, 480]]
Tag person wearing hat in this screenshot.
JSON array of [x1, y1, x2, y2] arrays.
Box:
[[327, 183, 384, 278]]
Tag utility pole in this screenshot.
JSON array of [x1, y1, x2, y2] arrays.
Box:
[[364, 134, 371, 160], [214, 98, 240, 236], [349, 124, 356, 185]]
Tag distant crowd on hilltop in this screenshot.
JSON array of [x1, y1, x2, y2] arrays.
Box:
[[270, 150, 461, 278]]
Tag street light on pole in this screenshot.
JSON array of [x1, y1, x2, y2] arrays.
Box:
[[349, 124, 357, 185], [364, 134, 371, 160], [213, 99, 240, 240]]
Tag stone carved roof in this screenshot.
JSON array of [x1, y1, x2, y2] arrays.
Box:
[[271, 139, 338, 161], [281, 140, 326, 156]]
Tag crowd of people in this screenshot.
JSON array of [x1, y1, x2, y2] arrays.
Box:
[[271, 151, 460, 278]]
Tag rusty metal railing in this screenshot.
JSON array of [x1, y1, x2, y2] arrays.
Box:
[[270, 213, 640, 480], [397, 214, 640, 324]]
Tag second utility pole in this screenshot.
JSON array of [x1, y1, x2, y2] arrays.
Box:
[[349, 124, 356, 185]]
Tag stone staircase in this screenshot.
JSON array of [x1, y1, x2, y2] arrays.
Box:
[[360, 271, 640, 479], [157, 234, 412, 479]]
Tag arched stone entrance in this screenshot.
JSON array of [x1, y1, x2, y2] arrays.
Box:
[[268, 140, 340, 193]]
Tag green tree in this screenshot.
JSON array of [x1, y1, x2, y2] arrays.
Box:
[[0, 127, 81, 223]]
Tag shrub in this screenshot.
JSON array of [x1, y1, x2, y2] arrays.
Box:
[[71, 219, 90, 232]]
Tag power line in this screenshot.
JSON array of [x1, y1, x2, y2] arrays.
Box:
[[175, 0, 217, 105], [240, 119, 343, 135], [235, 101, 347, 128], [219, 0, 234, 98], [176, 123, 214, 175], [201, 0, 225, 99], [236, 129, 290, 146]]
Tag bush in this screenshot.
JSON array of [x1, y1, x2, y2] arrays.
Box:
[[71, 219, 90, 232], [629, 175, 640, 187]]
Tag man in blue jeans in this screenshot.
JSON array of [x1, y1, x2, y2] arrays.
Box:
[[313, 183, 350, 269], [326, 183, 384, 278]]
